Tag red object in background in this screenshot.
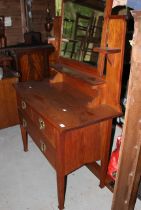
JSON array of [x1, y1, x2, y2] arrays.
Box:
[[108, 136, 122, 180]]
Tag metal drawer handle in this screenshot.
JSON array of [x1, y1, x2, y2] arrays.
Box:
[[40, 141, 46, 152], [22, 118, 27, 128], [39, 118, 45, 130], [21, 100, 26, 110]]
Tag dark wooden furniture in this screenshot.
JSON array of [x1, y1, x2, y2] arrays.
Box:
[[11, 44, 54, 81], [0, 75, 19, 129], [24, 31, 42, 45], [0, 44, 54, 81], [0, 55, 13, 72], [0, 44, 54, 129]]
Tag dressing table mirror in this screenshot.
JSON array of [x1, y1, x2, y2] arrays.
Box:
[[60, 0, 105, 67]]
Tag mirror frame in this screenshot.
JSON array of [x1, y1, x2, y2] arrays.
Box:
[[58, 0, 114, 77]]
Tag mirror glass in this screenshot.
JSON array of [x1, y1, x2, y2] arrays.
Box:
[[60, 0, 105, 67]]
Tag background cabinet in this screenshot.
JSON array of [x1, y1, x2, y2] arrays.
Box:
[[10, 44, 54, 82], [0, 76, 19, 129]]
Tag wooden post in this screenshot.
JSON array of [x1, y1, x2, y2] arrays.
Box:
[[111, 11, 141, 210], [97, 0, 113, 76]]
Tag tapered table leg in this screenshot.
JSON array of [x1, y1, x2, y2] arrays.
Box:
[[100, 120, 112, 188], [20, 124, 28, 152], [57, 174, 67, 210]]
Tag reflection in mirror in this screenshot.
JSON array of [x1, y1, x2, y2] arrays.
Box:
[[61, 0, 105, 67]]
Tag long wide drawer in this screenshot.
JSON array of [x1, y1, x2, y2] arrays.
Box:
[[18, 110, 56, 169]]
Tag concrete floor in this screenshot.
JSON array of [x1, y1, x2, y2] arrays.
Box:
[[0, 125, 141, 210]]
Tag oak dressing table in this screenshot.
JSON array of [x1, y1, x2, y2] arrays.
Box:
[[14, 0, 127, 209]]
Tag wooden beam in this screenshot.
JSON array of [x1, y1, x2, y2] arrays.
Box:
[[111, 11, 141, 210]]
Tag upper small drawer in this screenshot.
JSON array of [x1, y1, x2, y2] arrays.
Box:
[[32, 110, 57, 149], [17, 95, 57, 149], [17, 96, 33, 117]]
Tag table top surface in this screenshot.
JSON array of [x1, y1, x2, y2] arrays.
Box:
[[14, 80, 121, 132]]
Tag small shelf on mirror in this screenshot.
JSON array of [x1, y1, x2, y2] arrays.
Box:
[[93, 47, 121, 55], [50, 63, 105, 86]]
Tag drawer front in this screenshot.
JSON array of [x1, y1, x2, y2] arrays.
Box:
[[18, 110, 56, 169], [32, 110, 57, 148], [17, 96, 33, 119], [17, 96, 56, 148]]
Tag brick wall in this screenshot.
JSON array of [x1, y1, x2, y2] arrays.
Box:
[[0, 0, 55, 45]]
